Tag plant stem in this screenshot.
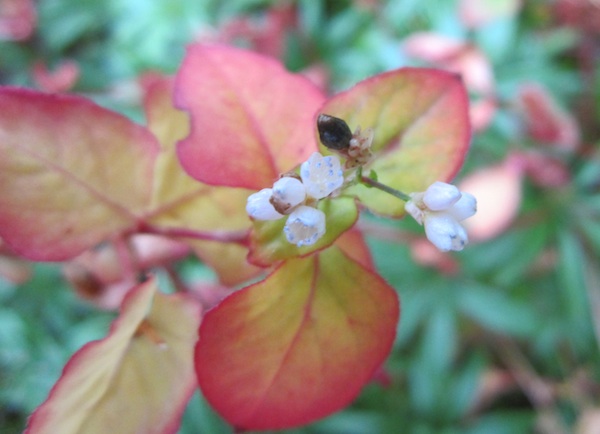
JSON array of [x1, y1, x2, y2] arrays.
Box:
[[139, 223, 249, 245], [359, 175, 411, 201]]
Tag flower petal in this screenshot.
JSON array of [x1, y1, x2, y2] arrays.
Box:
[[448, 191, 477, 221], [424, 213, 468, 252], [283, 206, 326, 247], [423, 181, 461, 211], [272, 177, 306, 210], [246, 188, 283, 221], [300, 152, 344, 199]]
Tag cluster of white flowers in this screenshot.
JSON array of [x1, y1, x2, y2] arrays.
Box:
[[246, 113, 478, 254], [405, 181, 477, 252], [246, 152, 344, 247]]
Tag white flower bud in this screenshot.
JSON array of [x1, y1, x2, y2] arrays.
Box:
[[424, 213, 469, 252], [272, 177, 306, 211], [300, 152, 344, 199], [283, 206, 326, 247], [246, 188, 283, 221], [405, 182, 477, 252], [423, 181, 461, 211], [448, 192, 477, 221]]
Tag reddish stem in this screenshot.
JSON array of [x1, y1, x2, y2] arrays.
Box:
[[164, 264, 193, 294], [112, 234, 139, 281], [138, 222, 250, 245]]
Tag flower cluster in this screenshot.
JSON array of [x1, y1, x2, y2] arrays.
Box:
[[405, 181, 477, 251], [246, 152, 344, 246], [247, 114, 478, 253]]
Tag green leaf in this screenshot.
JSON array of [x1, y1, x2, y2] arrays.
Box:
[[466, 411, 534, 434], [420, 303, 457, 374], [458, 284, 537, 337], [557, 231, 593, 348]]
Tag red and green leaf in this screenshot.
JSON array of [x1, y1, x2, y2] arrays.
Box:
[[142, 76, 262, 284], [0, 88, 159, 260], [175, 44, 326, 190], [319, 68, 471, 217], [195, 245, 399, 430], [25, 277, 201, 434], [334, 227, 375, 270]]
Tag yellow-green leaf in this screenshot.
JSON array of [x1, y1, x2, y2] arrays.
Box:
[[25, 278, 201, 434], [319, 68, 471, 217]]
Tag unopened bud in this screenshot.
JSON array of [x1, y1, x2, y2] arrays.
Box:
[[317, 114, 353, 150]]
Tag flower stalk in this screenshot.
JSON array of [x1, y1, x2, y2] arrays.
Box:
[[358, 172, 411, 202]]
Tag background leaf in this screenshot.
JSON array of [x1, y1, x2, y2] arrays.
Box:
[[25, 277, 201, 434]]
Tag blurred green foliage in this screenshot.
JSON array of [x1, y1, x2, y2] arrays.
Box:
[[2, 0, 600, 433], [0, 265, 114, 433]]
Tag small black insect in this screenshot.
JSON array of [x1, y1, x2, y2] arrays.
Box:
[[317, 114, 352, 151]]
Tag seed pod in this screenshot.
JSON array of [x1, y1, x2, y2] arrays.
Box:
[[317, 114, 352, 150]]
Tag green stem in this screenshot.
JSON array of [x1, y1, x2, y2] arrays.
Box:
[[359, 175, 411, 201]]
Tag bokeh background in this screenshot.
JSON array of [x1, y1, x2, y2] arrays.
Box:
[[1, 0, 600, 433]]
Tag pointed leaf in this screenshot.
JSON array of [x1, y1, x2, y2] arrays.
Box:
[[247, 196, 359, 267], [0, 88, 159, 260], [175, 44, 326, 189], [196, 246, 399, 430], [26, 278, 201, 434], [319, 68, 471, 217]]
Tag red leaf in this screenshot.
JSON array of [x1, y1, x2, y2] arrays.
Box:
[[195, 246, 399, 430], [175, 44, 325, 190], [334, 227, 375, 270], [0, 87, 159, 260], [518, 83, 580, 151], [32, 60, 79, 93]]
